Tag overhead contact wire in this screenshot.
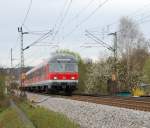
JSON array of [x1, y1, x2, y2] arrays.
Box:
[[21, 0, 33, 26]]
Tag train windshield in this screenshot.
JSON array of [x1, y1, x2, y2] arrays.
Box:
[[50, 63, 78, 72]]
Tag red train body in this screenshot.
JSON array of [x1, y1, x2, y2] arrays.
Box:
[[22, 54, 79, 95]]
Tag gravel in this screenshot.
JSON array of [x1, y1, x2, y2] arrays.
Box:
[[27, 93, 150, 128]]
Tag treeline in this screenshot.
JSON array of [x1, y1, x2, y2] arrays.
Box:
[[58, 17, 150, 95]]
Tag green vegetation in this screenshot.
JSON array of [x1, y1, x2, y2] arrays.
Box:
[[143, 58, 150, 83], [78, 61, 90, 92], [0, 108, 31, 128], [0, 96, 79, 128], [0, 97, 34, 128], [0, 98, 9, 113], [0, 69, 10, 113], [19, 102, 79, 128], [0, 70, 6, 99]]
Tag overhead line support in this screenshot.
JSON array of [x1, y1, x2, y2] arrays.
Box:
[[85, 30, 118, 81], [18, 27, 28, 97], [108, 32, 117, 81]]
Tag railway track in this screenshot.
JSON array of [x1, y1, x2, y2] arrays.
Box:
[[19, 90, 150, 112], [67, 95, 150, 112]]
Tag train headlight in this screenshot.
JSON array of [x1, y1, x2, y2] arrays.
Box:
[[54, 77, 57, 80], [71, 76, 75, 80]]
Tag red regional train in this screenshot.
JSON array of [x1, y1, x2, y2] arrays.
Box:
[[22, 54, 79, 95]]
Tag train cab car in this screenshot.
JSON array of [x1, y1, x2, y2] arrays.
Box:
[[23, 53, 79, 95]]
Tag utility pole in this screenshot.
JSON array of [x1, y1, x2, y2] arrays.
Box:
[[11, 48, 13, 68], [108, 32, 117, 61], [9, 48, 13, 93], [108, 32, 117, 81], [18, 27, 24, 95], [18, 27, 28, 97], [10, 48, 13, 85], [10, 48, 17, 83], [108, 32, 118, 95]]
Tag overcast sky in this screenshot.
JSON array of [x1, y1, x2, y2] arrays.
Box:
[[0, 0, 150, 67]]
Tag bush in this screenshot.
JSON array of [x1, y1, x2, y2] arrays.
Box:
[[0, 69, 6, 99], [0, 79, 5, 99], [85, 61, 111, 94]]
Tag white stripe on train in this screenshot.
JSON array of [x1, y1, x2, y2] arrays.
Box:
[[24, 80, 78, 87]]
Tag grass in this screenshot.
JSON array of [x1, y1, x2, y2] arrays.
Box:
[[0, 108, 31, 128], [19, 102, 80, 128], [0, 98, 9, 113], [0, 97, 34, 128]]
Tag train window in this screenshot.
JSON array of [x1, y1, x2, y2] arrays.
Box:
[[65, 63, 78, 72], [49, 63, 54, 72], [50, 63, 64, 72], [50, 63, 77, 72], [58, 63, 64, 71]]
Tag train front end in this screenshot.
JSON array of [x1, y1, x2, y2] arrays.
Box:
[[48, 54, 79, 95]]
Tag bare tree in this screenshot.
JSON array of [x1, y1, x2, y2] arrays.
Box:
[[118, 17, 147, 86]]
